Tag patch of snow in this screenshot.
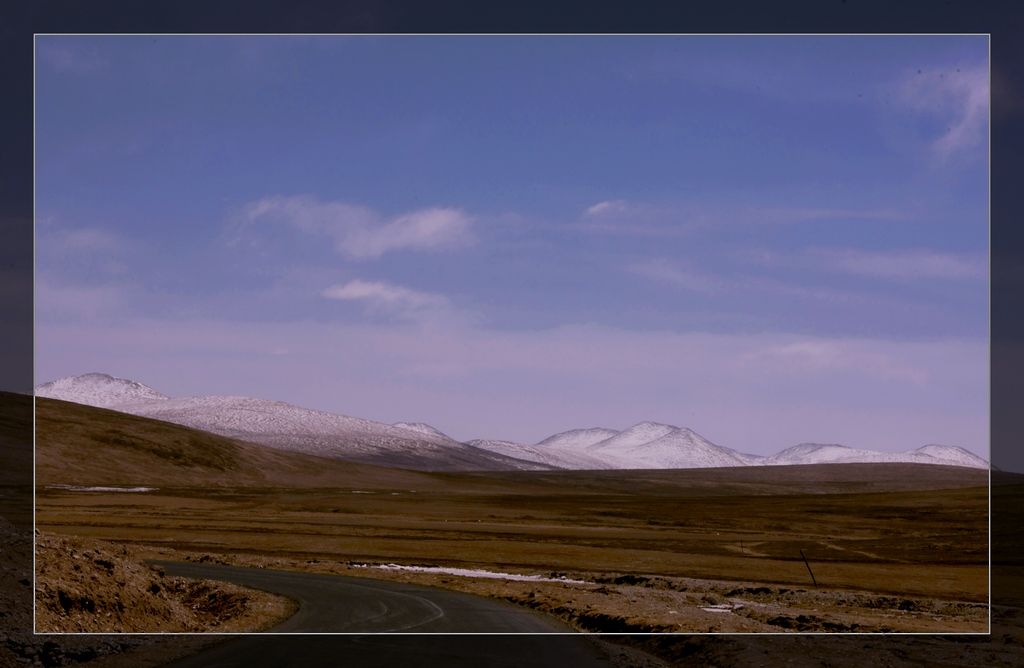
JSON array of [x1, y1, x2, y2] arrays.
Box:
[[536, 427, 621, 449], [363, 563, 586, 583], [45, 485, 158, 492]]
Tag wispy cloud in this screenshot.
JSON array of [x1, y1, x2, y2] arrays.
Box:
[[576, 199, 702, 237], [817, 248, 987, 281], [240, 195, 476, 259], [322, 279, 476, 328], [627, 257, 869, 304], [35, 276, 127, 320], [584, 200, 629, 216], [741, 246, 988, 281], [576, 199, 915, 237], [323, 279, 447, 310], [628, 258, 725, 294], [38, 226, 127, 257], [898, 64, 989, 162], [35, 223, 133, 285], [737, 339, 930, 386]]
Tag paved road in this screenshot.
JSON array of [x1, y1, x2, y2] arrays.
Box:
[[155, 561, 575, 633], [155, 561, 616, 667]]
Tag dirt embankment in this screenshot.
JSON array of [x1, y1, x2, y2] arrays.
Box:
[[2, 517, 168, 668], [34, 532, 296, 634]]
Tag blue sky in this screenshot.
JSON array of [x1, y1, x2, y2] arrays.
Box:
[[34, 35, 989, 457]]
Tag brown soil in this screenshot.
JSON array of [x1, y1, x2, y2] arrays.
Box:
[[34, 532, 296, 634]]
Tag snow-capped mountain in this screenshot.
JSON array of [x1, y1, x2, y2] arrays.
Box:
[[34, 374, 548, 473], [584, 422, 759, 469], [35, 373, 168, 408], [590, 424, 764, 469], [908, 445, 990, 469], [762, 443, 989, 469], [468, 439, 617, 471], [34, 373, 989, 471], [478, 422, 765, 470]]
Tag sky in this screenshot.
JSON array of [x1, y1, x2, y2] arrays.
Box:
[[34, 35, 989, 458]]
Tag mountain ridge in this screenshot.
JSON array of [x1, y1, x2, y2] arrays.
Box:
[[35, 373, 988, 471]]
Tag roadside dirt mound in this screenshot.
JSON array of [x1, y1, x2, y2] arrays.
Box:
[[35, 532, 296, 633], [1, 516, 177, 667]]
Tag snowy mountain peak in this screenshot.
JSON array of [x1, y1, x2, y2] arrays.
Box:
[[535, 427, 621, 449], [35, 373, 169, 409], [588, 421, 679, 451], [908, 445, 989, 468], [393, 422, 455, 441], [633, 420, 678, 431]]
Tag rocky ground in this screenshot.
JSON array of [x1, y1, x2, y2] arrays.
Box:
[[34, 533, 295, 634]]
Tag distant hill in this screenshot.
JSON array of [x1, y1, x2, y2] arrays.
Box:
[[36, 373, 989, 471], [35, 396, 441, 489], [36, 374, 549, 473]]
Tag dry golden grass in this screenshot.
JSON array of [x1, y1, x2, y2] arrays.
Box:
[[35, 396, 990, 633]]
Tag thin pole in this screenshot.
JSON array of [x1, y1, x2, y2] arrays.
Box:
[[800, 549, 817, 587]]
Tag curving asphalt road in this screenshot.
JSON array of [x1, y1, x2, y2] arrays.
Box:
[[155, 561, 616, 667], [154, 561, 575, 633]]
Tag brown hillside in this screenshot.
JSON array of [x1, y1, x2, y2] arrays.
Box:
[[0, 391, 32, 484], [35, 396, 437, 489]]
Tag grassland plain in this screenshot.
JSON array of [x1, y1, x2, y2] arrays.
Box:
[[34, 395, 991, 639], [14, 393, 1024, 663]]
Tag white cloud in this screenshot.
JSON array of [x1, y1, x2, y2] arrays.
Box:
[[584, 200, 629, 216], [322, 279, 475, 328], [323, 279, 448, 310], [241, 195, 476, 258]]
